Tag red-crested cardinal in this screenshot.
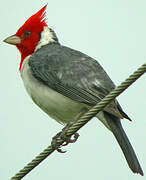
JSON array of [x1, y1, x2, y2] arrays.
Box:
[[4, 5, 143, 175]]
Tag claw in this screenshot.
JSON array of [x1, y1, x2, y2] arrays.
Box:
[[57, 148, 67, 153], [62, 133, 79, 146], [51, 131, 80, 153]]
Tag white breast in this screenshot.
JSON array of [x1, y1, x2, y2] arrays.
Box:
[[20, 56, 85, 124]]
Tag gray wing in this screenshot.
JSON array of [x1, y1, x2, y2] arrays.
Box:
[[29, 44, 130, 119]]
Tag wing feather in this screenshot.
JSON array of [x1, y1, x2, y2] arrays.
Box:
[[29, 44, 130, 119]]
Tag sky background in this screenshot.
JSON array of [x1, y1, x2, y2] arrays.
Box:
[[1, 0, 146, 180]]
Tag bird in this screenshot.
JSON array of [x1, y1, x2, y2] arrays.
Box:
[[4, 5, 143, 175]]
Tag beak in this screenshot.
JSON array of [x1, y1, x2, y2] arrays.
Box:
[[3, 35, 21, 45]]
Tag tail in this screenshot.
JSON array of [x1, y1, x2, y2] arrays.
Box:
[[104, 112, 143, 176]]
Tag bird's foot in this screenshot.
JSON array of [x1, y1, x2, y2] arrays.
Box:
[[51, 108, 87, 153], [51, 130, 79, 153]]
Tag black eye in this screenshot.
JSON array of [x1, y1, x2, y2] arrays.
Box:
[[24, 31, 31, 37]]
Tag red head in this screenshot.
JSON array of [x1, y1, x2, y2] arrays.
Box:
[[4, 5, 47, 70]]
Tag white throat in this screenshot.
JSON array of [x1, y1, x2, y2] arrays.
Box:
[[35, 26, 56, 51]]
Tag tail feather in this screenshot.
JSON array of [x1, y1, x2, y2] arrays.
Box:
[[104, 112, 143, 176]]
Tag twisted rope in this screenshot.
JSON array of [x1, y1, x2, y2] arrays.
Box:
[[10, 63, 146, 180]]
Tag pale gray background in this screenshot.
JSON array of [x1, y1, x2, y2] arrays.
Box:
[[1, 0, 146, 180]]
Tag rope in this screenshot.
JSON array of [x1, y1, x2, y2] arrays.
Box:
[[10, 63, 146, 180]]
